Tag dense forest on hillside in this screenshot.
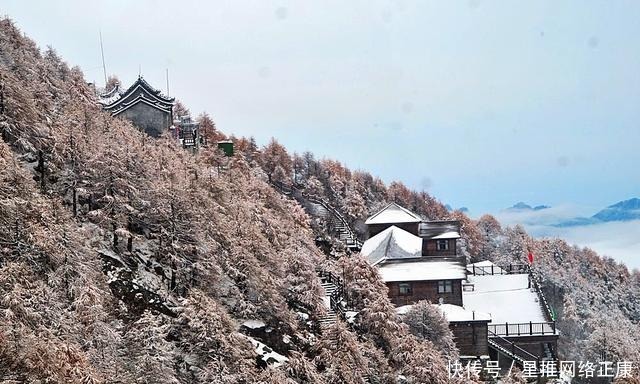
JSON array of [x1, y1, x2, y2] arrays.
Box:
[[0, 17, 638, 383], [0, 18, 476, 384]]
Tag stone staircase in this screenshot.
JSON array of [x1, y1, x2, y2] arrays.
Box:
[[270, 181, 362, 250], [542, 342, 555, 361], [319, 279, 340, 330]]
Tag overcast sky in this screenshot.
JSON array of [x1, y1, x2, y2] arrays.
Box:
[[2, 0, 639, 215]]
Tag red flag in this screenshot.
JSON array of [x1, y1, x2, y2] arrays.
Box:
[[527, 251, 534, 264]]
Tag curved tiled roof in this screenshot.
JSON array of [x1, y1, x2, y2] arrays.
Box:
[[101, 76, 174, 114]]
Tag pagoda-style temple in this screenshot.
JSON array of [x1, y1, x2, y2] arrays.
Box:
[[100, 76, 174, 137]]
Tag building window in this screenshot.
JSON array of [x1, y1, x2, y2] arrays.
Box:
[[438, 280, 453, 294], [437, 240, 449, 251], [399, 283, 412, 295]]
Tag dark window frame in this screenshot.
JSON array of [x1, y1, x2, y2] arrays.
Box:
[[438, 280, 453, 294], [398, 282, 413, 296], [436, 239, 449, 251]]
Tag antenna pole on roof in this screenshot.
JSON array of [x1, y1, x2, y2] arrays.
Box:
[[138, 64, 142, 78], [99, 30, 108, 87], [166, 68, 170, 96]]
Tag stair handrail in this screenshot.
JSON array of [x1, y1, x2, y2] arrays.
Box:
[[317, 270, 348, 317], [270, 180, 363, 249], [314, 198, 362, 248], [488, 330, 540, 363], [529, 271, 556, 322]]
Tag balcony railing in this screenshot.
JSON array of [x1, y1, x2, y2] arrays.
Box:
[[488, 321, 557, 337], [468, 263, 529, 276]]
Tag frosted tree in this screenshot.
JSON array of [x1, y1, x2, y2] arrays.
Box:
[[173, 100, 190, 117], [401, 300, 458, 359], [105, 74, 121, 92], [344, 181, 367, 220], [476, 214, 502, 261], [196, 112, 222, 145], [304, 175, 325, 197], [260, 138, 293, 183], [494, 225, 531, 265], [313, 321, 370, 383]]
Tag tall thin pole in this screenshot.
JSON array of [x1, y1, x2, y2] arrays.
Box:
[[166, 68, 170, 96], [99, 30, 108, 87]]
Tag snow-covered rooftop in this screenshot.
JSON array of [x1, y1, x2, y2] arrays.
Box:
[[431, 231, 461, 239], [418, 221, 461, 240], [361, 225, 422, 265], [462, 274, 547, 324], [365, 203, 422, 225], [377, 260, 467, 282], [397, 303, 491, 322]]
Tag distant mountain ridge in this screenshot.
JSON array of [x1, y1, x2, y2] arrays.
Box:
[[554, 197, 640, 227], [507, 202, 551, 211]]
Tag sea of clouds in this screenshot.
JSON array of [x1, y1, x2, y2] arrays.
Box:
[[493, 205, 640, 270]]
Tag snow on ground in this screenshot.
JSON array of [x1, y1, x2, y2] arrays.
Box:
[[243, 335, 288, 367], [322, 296, 331, 309], [377, 260, 467, 282], [345, 311, 359, 323], [463, 274, 546, 324], [397, 303, 491, 322], [242, 319, 266, 329], [365, 202, 422, 225]]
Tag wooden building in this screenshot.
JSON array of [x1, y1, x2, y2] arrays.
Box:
[[419, 220, 461, 257], [100, 76, 174, 137], [450, 319, 490, 358], [379, 259, 466, 306], [361, 223, 467, 306], [398, 303, 491, 358]]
